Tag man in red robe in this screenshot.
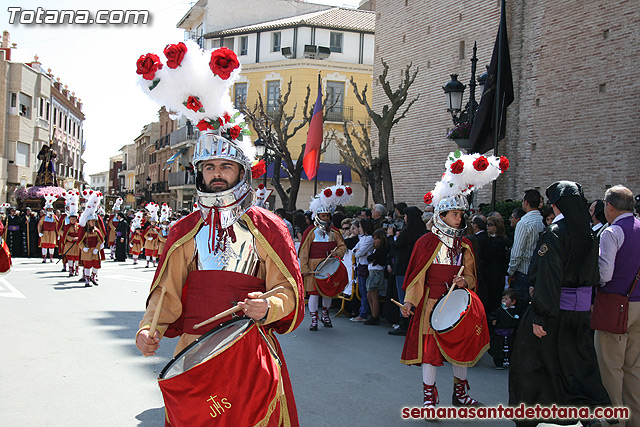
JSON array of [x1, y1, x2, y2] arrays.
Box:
[[135, 133, 304, 427]]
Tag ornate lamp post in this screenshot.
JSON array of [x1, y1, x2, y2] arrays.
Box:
[[253, 138, 272, 188], [442, 42, 486, 151]]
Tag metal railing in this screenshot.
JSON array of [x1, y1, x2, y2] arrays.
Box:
[[325, 106, 353, 122], [170, 126, 199, 147], [168, 171, 196, 187], [151, 181, 169, 193]]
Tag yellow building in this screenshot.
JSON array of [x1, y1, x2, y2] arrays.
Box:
[[178, 4, 375, 209]]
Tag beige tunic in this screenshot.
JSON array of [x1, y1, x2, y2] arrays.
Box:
[[298, 227, 347, 293]]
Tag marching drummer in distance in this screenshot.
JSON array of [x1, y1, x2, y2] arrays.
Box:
[[298, 185, 350, 331], [134, 41, 304, 427], [400, 151, 510, 413]]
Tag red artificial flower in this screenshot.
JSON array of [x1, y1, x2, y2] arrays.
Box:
[[228, 125, 242, 140], [499, 156, 510, 173], [450, 159, 464, 174], [186, 96, 203, 112], [323, 188, 333, 197], [251, 160, 266, 179], [196, 119, 213, 131], [163, 42, 187, 69], [223, 113, 231, 123], [136, 53, 163, 80], [258, 184, 265, 190], [423, 191, 433, 204], [336, 188, 345, 197], [345, 186, 353, 195], [473, 156, 489, 171], [218, 118, 225, 128], [209, 47, 240, 80]]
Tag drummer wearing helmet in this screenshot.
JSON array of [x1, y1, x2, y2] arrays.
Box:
[[400, 152, 507, 413], [133, 43, 303, 427], [298, 186, 350, 330]]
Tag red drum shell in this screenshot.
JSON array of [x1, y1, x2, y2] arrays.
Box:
[[158, 318, 282, 427], [430, 288, 489, 366], [314, 257, 348, 298]]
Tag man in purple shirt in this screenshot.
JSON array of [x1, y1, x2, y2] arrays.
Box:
[[595, 185, 640, 426]]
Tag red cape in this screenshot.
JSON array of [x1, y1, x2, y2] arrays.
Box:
[[148, 207, 304, 336]]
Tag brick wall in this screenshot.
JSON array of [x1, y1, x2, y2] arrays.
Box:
[[372, 0, 640, 207]]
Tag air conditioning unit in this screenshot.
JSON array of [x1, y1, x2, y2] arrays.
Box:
[[281, 47, 294, 59], [304, 44, 317, 58], [316, 46, 331, 59]]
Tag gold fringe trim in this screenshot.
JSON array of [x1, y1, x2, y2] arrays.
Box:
[[243, 213, 301, 334]]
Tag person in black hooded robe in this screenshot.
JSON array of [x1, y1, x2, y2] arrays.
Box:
[[509, 181, 611, 426], [114, 212, 129, 262]]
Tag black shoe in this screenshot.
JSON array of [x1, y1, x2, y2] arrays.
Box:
[[309, 324, 318, 331], [364, 316, 380, 325], [85, 281, 92, 287], [388, 328, 407, 336], [42, 259, 47, 263]]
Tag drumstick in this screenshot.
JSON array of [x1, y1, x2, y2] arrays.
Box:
[[193, 286, 285, 330], [145, 286, 167, 357], [438, 265, 465, 313], [391, 298, 413, 316]]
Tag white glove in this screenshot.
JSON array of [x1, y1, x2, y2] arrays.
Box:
[[39, 233, 43, 238], [99, 243, 104, 250], [147, 237, 153, 241], [92, 249, 98, 255], [129, 244, 133, 248], [83, 247, 89, 252]]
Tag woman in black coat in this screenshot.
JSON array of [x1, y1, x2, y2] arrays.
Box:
[[114, 212, 129, 262], [484, 215, 509, 314]]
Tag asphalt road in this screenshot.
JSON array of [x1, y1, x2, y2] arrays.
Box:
[[0, 257, 534, 427]]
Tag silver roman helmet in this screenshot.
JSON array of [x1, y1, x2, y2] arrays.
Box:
[[425, 150, 510, 239], [433, 194, 468, 238], [193, 132, 254, 227]]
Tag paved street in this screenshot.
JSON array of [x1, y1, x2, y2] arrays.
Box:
[[0, 257, 517, 426]]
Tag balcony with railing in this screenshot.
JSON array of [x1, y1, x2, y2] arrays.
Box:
[[324, 106, 353, 123], [155, 135, 170, 150], [151, 181, 169, 193], [170, 126, 200, 147], [168, 171, 196, 187]]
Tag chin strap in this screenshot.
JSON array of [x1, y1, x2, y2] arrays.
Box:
[[202, 190, 250, 253]]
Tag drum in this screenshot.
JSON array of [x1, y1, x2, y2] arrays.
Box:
[[158, 318, 284, 427], [429, 288, 489, 366], [314, 256, 348, 298]]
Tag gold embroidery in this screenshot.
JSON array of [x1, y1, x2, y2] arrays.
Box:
[[208, 395, 232, 418], [538, 243, 549, 257]]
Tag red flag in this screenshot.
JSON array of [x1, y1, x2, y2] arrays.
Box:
[[303, 74, 323, 180]]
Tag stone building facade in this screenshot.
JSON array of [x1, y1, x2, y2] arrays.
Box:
[[372, 0, 639, 207]]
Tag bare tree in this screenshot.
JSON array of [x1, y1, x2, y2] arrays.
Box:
[[241, 78, 313, 210], [350, 59, 419, 209], [328, 121, 379, 207], [242, 77, 337, 210]]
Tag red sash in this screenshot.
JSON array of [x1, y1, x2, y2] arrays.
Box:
[[309, 241, 337, 259], [86, 235, 98, 248], [42, 220, 56, 232], [164, 270, 266, 338]]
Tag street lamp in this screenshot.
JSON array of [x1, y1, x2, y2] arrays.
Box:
[[253, 138, 271, 187], [442, 42, 485, 149]]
